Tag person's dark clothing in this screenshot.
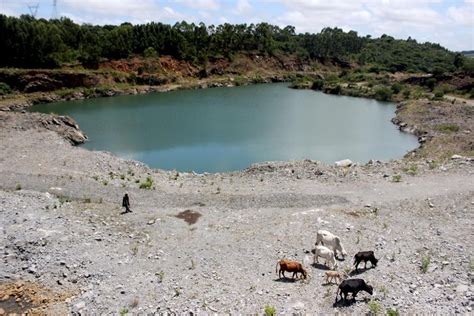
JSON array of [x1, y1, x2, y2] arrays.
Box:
[[122, 194, 131, 213]]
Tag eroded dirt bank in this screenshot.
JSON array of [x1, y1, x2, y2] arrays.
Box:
[[0, 96, 473, 314]]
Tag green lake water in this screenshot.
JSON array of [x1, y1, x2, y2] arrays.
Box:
[[32, 83, 418, 173]]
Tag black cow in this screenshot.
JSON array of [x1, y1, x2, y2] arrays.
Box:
[[335, 278, 373, 302], [353, 251, 378, 271]]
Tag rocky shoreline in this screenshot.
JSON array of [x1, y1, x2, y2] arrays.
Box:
[[0, 72, 290, 112]]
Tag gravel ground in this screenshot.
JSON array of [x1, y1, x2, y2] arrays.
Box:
[[0, 111, 473, 315]]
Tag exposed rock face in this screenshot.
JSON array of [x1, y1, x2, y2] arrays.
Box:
[[41, 115, 88, 145], [0, 70, 103, 92], [23, 74, 63, 93], [0, 111, 87, 145]]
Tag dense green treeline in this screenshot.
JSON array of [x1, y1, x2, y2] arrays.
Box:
[[0, 14, 463, 73]]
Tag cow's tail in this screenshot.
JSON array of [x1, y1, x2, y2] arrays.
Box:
[[275, 260, 280, 275], [335, 287, 341, 303]]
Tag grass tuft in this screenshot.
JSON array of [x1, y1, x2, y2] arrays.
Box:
[[421, 255, 431, 273], [392, 174, 402, 182], [139, 176, 154, 189], [264, 305, 276, 316], [367, 299, 382, 315]]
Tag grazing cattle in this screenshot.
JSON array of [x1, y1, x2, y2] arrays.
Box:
[[276, 259, 307, 280], [324, 270, 348, 284], [335, 278, 373, 302], [313, 245, 337, 269], [354, 251, 379, 271], [315, 230, 347, 259]]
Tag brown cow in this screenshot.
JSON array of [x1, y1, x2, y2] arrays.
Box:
[[276, 259, 307, 280]]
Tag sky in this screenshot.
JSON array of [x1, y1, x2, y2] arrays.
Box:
[[1, 0, 473, 51]]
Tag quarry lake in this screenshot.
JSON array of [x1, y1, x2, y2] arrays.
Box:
[[33, 83, 419, 173]]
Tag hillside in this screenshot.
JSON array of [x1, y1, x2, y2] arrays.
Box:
[[0, 15, 462, 74]]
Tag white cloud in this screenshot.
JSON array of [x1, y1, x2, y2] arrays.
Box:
[[219, 16, 229, 24], [447, 4, 474, 26], [60, 0, 183, 24], [234, 0, 252, 15], [274, 0, 472, 50], [199, 10, 212, 19], [174, 0, 220, 11], [0, 2, 25, 17]]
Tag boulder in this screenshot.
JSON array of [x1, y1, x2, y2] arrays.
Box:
[[335, 159, 353, 167]]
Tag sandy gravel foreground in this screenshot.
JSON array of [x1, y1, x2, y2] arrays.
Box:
[[0, 111, 473, 315]]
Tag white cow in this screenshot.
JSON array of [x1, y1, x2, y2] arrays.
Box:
[[313, 245, 337, 269], [315, 230, 347, 259]]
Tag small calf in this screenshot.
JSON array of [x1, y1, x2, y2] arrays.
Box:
[[354, 251, 378, 271], [314, 245, 337, 269], [335, 278, 373, 302], [276, 259, 307, 280], [324, 270, 347, 284]]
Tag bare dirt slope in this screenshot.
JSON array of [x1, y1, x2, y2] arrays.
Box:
[[0, 111, 473, 315]]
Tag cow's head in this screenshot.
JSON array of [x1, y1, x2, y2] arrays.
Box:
[[366, 284, 374, 295]]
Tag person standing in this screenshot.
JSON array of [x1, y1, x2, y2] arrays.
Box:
[[122, 193, 132, 213]]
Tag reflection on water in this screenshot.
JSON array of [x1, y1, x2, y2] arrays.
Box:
[[32, 83, 418, 172]]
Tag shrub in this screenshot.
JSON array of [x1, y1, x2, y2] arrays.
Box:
[[433, 90, 444, 100], [436, 124, 459, 133], [421, 255, 431, 273], [391, 83, 402, 94], [367, 300, 382, 315], [143, 47, 158, 58], [403, 89, 411, 98], [264, 305, 276, 316], [156, 271, 165, 282], [432, 66, 447, 78], [368, 65, 381, 73], [311, 79, 324, 90], [119, 307, 128, 316], [387, 308, 399, 316], [426, 78, 437, 91], [0, 82, 12, 95], [374, 87, 393, 101], [403, 165, 418, 175], [392, 174, 402, 182], [15, 183, 22, 190], [139, 176, 154, 189]]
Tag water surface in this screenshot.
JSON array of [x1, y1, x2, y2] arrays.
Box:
[[33, 83, 418, 172]]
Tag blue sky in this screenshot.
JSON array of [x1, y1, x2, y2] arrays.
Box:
[[1, 0, 473, 51]]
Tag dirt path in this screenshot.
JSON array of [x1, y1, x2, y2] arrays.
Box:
[[0, 113, 473, 314]]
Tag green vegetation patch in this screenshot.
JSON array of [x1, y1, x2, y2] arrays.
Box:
[[421, 255, 431, 273], [264, 305, 276, 316], [374, 86, 393, 101], [139, 176, 154, 189], [435, 124, 460, 133], [0, 82, 12, 95]]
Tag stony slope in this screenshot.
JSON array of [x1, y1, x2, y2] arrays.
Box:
[[0, 109, 473, 314]]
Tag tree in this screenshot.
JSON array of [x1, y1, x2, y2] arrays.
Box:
[[143, 47, 158, 58]]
